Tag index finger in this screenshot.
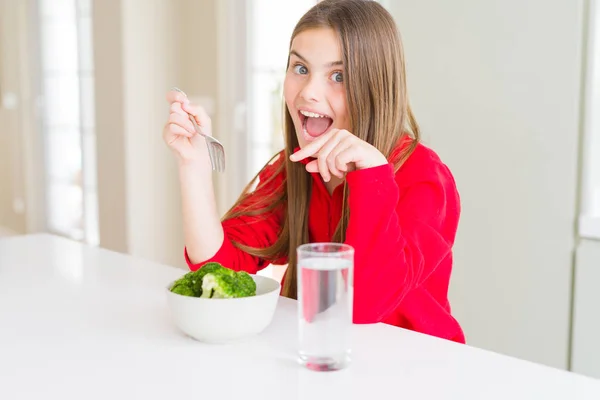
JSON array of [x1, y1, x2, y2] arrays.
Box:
[[182, 102, 211, 129], [290, 129, 338, 162]]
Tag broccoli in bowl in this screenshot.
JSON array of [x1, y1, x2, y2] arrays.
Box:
[[170, 262, 256, 299]]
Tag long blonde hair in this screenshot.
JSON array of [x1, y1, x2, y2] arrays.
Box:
[[223, 0, 420, 299]]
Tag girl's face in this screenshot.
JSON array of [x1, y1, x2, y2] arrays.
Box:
[[283, 28, 350, 148]]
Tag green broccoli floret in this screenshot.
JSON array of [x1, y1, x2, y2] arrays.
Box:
[[190, 263, 224, 295], [169, 271, 199, 297], [236, 271, 257, 298], [170, 281, 196, 296], [197, 263, 257, 299], [170, 264, 220, 297], [198, 264, 256, 299], [200, 271, 237, 298], [170, 262, 256, 298]]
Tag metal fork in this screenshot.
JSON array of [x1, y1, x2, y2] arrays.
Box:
[[171, 87, 226, 172]]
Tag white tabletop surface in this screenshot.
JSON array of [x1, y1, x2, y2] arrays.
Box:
[[1, 234, 600, 399]]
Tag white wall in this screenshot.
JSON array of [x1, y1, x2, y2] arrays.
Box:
[[389, 0, 584, 369], [121, 0, 184, 268], [93, 0, 220, 269], [93, 0, 129, 254]]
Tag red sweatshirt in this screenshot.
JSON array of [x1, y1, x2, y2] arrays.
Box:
[[185, 140, 466, 343]]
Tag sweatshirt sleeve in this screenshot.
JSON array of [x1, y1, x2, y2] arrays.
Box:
[[344, 161, 459, 323], [185, 156, 287, 274]]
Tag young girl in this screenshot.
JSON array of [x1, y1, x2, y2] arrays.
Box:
[[163, 0, 465, 344]]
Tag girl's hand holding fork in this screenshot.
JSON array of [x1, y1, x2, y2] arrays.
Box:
[[163, 88, 224, 264], [163, 88, 213, 173]]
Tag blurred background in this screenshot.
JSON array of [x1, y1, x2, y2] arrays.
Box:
[[0, 0, 599, 379]]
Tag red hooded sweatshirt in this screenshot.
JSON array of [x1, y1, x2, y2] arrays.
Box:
[[185, 140, 466, 343]]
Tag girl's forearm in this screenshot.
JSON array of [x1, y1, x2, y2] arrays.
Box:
[[178, 162, 224, 264]]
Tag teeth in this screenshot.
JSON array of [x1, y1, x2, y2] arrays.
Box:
[[300, 110, 327, 118]]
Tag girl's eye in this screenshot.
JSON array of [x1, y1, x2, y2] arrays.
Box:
[[330, 71, 343, 83], [293, 64, 308, 75]]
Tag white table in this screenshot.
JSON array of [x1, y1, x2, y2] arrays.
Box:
[[1, 234, 599, 399]]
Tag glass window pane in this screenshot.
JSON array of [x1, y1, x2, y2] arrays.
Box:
[[251, 0, 317, 70], [45, 129, 82, 183], [39, 21, 79, 73], [77, 0, 92, 17], [47, 182, 83, 240], [39, 0, 76, 20], [38, 0, 99, 245], [43, 75, 81, 127], [84, 191, 99, 246], [251, 144, 274, 178], [78, 16, 94, 72], [250, 71, 283, 145]]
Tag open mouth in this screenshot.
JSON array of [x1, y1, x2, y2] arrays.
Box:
[[298, 110, 334, 139]]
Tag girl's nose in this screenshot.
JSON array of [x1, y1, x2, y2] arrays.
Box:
[[299, 77, 322, 103]]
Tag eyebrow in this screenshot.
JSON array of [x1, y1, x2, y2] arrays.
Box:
[[290, 50, 343, 67]]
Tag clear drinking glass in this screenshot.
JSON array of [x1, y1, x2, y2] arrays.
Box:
[[297, 243, 354, 371]]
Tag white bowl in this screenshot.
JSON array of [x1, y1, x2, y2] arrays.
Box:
[[166, 274, 281, 343]]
